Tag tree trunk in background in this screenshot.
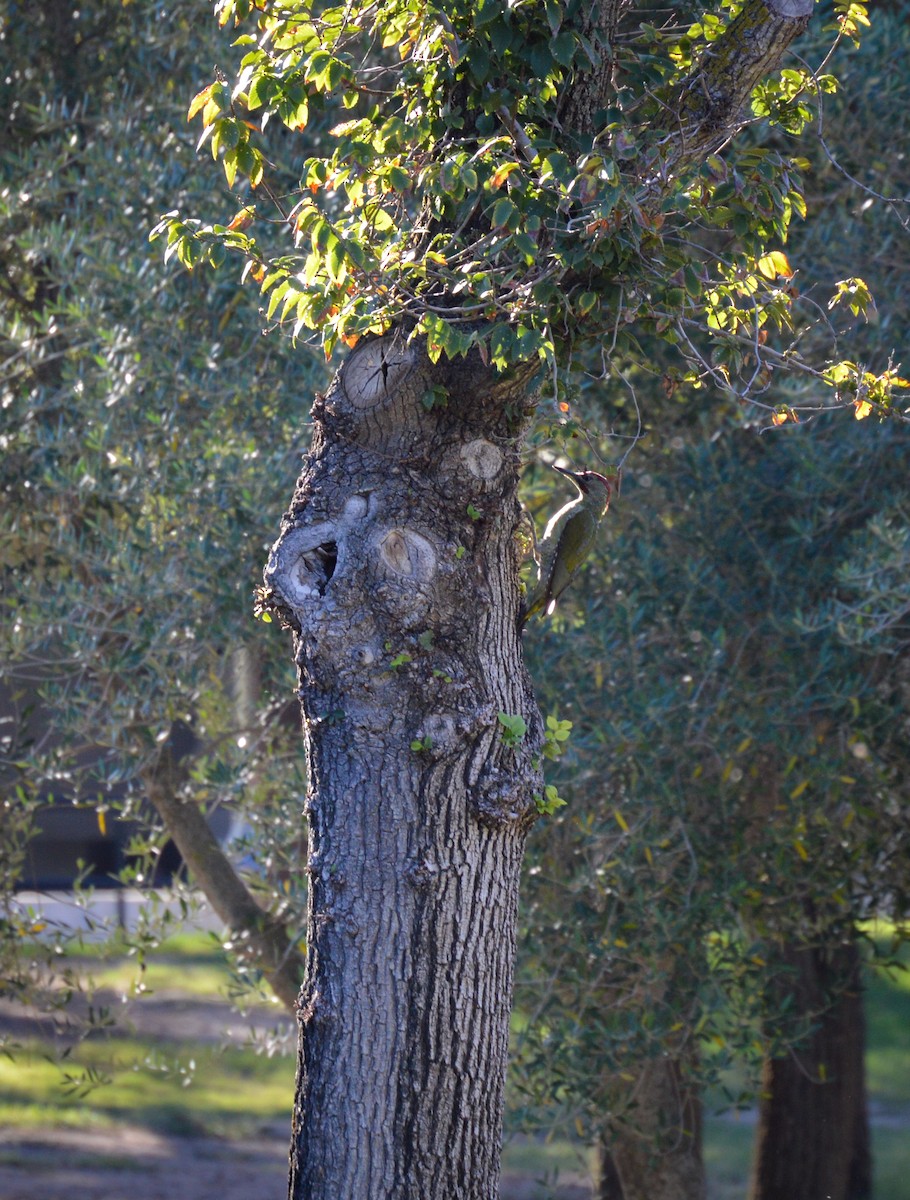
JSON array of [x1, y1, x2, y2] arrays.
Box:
[[749, 938, 871, 1200], [599, 1056, 706, 1200], [264, 336, 545, 1199], [598, 1145, 625, 1200]]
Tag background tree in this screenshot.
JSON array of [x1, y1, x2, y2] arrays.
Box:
[[0, 0, 318, 1020], [517, 416, 910, 1200], [512, 10, 910, 1192]]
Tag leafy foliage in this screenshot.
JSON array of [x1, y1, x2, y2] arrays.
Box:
[[512, 4, 910, 1145], [150, 0, 904, 418], [515, 416, 910, 1141], [0, 0, 319, 1019]]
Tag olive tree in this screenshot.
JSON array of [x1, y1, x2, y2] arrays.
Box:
[[518, 414, 910, 1200], [147, 0, 907, 1194], [512, 9, 910, 1194]]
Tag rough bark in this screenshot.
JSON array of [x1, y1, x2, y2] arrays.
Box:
[[670, 0, 814, 157], [557, 0, 631, 137], [554, 0, 812, 163], [145, 738, 305, 1014], [749, 938, 871, 1200], [599, 1056, 706, 1200], [263, 334, 544, 1199]]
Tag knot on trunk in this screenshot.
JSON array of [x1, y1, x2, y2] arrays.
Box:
[[265, 522, 340, 613], [471, 763, 539, 830], [460, 439, 503, 484], [377, 528, 436, 581], [341, 334, 416, 410]]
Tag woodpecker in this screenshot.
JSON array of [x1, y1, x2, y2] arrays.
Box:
[[522, 465, 612, 624]]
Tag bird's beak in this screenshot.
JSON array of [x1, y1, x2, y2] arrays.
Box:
[[553, 463, 586, 491]]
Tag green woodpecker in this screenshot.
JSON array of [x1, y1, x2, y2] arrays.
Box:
[[522, 465, 612, 624]]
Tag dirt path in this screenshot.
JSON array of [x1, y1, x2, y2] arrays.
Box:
[[0, 1124, 591, 1200]]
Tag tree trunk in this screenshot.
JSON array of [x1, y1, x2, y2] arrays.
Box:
[[599, 1056, 706, 1200], [263, 335, 545, 1199], [749, 938, 871, 1200]]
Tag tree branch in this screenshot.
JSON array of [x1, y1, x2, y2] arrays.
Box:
[[145, 742, 305, 1014], [559, 0, 631, 137], [670, 0, 813, 155]]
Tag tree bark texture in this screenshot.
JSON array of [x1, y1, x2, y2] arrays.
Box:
[[264, 335, 544, 1199], [599, 1056, 706, 1200], [749, 938, 871, 1200], [670, 0, 813, 156], [557, 0, 630, 136], [555, 0, 812, 163]]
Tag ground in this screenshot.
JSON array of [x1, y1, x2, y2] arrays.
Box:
[[0, 989, 591, 1200], [0, 1124, 591, 1200], [3, 911, 907, 1199]]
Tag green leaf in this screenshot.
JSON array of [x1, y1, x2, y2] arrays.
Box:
[[475, 0, 502, 28], [534, 785, 567, 815], [247, 73, 275, 110], [550, 30, 576, 68], [223, 147, 238, 187], [266, 280, 290, 320], [489, 20, 513, 57], [497, 711, 527, 747], [491, 196, 519, 231], [326, 235, 346, 283], [187, 83, 216, 121]]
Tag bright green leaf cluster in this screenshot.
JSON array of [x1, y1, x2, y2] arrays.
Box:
[[751, 68, 837, 136], [542, 714, 572, 761], [533, 784, 567, 815], [498, 711, 527, 750]]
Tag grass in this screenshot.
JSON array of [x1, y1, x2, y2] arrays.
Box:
[[703, 1119, 755, 1200], [0, 931, 292, 1138], [501, 1135, 596, 1183], [62, 930, 259, 1001], [1, 926, 907, 1197], [0, 1035, 293, 1138], [87, 953, 242, 1001], [865, 948, 910, 1108]]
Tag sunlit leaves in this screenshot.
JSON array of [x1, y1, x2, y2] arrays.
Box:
[[227, 205, 256, 232], [756, 250, 793, 281], [829, 1, 870, 45], [752, 68, 837, 135], [155, 0, 887, 417], [770, 407, 793, 426], [187, 83, 217, 121], [828, 277, 873, 318], [823, 360, 910, 419]]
